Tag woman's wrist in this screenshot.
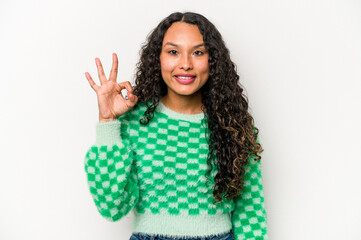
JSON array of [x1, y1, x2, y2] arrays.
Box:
[[99, 118, 116, 123]]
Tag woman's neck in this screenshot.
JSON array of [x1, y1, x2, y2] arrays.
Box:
[[161, 92, 205, 114]]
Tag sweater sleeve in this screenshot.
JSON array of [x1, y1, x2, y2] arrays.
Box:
[[84, 117, 139, 222], [231, 140, 268, 239]]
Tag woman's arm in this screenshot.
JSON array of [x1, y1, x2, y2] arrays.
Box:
[[84, 118, 139, 222], [231, 147, 268, 239], [84, 52, 141, 221]]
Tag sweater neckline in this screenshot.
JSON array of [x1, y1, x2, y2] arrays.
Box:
[[156, 100, 206, 122]]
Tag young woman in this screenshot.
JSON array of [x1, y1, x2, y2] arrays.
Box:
[[84, 12, 268, 240]]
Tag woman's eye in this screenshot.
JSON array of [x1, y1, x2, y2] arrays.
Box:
[[169, 50, 178, 55], [194, 50, 204, 56]]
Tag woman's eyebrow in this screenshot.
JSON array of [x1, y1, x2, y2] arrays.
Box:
[[163, 42, 205, 49]]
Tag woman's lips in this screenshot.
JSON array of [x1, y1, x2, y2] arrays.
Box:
[[174, 75, 196, 84]]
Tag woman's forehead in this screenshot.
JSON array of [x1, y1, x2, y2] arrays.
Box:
[[162, 22, 204, 47]]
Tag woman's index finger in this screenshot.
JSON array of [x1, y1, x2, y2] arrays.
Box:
[[109, 53, 118, 82]]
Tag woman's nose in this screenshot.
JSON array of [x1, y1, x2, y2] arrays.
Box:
[[179, 54, 193, 70]]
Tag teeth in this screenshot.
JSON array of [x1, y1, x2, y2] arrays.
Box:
[[177, 76, 194, 79]]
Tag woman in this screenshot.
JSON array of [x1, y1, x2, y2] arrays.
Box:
[[84, 12, 268, 240]]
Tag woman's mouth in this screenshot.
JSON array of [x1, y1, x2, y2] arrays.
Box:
[[174, 75, 196, 84]]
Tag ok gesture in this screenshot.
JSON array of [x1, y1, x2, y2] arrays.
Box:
[[85, 53, 138, 122]]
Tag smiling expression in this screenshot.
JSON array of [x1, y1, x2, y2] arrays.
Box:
[[159, 22, 210, 97]]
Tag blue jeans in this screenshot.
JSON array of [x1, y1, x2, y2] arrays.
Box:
[[129, 229, 234, 240]]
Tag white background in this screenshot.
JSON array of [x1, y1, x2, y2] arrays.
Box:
[[0, 0, 360, 239]]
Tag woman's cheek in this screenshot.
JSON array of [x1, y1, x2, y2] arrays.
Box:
[[161, 60, 177, 73]]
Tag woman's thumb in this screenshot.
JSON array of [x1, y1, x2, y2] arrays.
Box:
[[128, 92, 137, 102]]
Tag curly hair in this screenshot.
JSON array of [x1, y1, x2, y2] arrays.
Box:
[[132, 12, 264, 203]]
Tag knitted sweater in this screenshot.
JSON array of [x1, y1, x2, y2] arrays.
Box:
[[84, 100, 268, 240]]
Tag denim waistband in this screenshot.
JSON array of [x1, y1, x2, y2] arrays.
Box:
[[130, 229, 234, 240]]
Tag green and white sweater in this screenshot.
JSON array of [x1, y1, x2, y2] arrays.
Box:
[[84, 100, 268, 240]]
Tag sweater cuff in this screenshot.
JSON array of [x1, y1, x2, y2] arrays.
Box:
[[95, 120, 122, 146]]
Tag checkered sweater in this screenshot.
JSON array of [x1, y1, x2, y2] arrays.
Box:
[[84, 100, 268, 240]]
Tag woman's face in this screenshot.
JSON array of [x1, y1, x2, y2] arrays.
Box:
[[160, 22, 210, 98]]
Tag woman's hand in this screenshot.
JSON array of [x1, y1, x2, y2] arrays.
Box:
[[85, 53, 138, 122]]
